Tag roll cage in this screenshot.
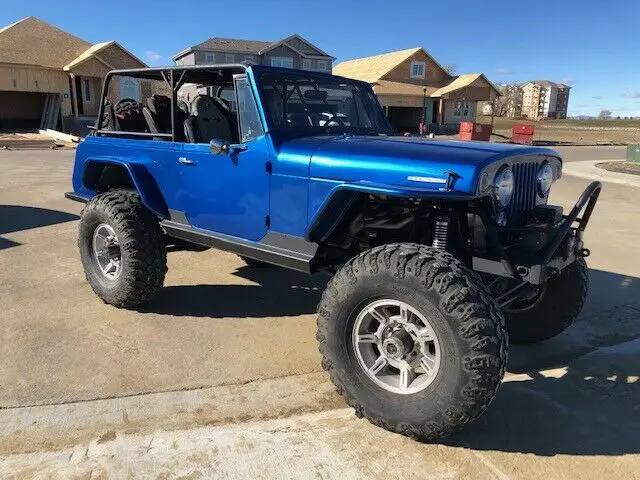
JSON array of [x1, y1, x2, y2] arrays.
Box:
[[94, 64, 248, 142]]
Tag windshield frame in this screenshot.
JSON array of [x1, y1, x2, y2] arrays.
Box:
[[252, 67, 394, 137]]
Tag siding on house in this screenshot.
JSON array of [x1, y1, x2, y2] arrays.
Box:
[[174, 34, 334, 72], [262, 45, 300, 68], [382, 51, 450, 86]]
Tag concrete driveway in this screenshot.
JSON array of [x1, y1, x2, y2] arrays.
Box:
[[1, 148, 639, 479]]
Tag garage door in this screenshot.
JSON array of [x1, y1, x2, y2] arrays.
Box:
[[0, 91, 47, 130]]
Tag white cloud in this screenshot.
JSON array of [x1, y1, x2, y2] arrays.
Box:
[[145, 50, 163, 63], [495, 68, 513, 75], [622, 90, 640, 98]]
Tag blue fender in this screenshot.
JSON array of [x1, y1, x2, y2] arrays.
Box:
[[305, 179, 476, 242], [77, 159, 169, 218]]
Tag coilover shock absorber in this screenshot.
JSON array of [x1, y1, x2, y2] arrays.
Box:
[[432, 210, 450, 250]]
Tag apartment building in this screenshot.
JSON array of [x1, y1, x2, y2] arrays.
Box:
[[521, 80, 571, 119]]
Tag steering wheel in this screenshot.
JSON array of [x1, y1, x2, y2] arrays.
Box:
[[322, 112, 346, 127], [114, 98, 139, 114]]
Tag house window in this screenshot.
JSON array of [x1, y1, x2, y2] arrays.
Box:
[[84, 79, 91, 102], [316, 60, 328, 71], [302, 59, 312, 70], [225, 53, 235, 63], [243, 55, 255, 64], [205, 53, 215, 64], [271, 56, 294, 68], [119, 77, 140, 102], [411, 61, 426, 79]]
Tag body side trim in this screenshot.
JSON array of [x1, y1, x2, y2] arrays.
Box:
[[161, 221, 318, 273]]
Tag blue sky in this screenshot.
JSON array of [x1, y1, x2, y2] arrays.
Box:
[[3, 0, 640, 116]]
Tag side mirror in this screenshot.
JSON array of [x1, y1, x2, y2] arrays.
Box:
[[209, 139, 248, 155]]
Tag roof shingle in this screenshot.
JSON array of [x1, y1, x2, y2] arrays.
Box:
[[192, 37, 273, 54], [333, 48, 422, 83], [0, 16, 91, 69]]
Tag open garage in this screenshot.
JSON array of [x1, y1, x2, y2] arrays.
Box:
[[0, 91, 50, 130]]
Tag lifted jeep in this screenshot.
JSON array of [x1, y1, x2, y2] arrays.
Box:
[[66, 64, 600, 440]]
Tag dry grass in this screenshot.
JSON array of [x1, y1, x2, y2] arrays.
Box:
[[473, 116, 640, 146]]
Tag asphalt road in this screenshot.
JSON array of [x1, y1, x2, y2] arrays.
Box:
[[1, 147, 639, 479]]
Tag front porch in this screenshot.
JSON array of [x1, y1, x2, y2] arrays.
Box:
[[374, 74, 499, 135]]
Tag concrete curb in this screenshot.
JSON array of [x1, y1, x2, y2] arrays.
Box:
[[0, 373, 343, 455], [563, 160, 640, 188]]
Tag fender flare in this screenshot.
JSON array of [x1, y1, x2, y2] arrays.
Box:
[[81, 159, 169, 218]]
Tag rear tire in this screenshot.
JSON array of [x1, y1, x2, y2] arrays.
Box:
[[317, 243, 507, 441], [504, 258, 588, 344], [79, 191, 166, 308]]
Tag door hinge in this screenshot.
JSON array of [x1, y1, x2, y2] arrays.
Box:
[[265, 161, 272, 174], [265, 215, 271, 228]]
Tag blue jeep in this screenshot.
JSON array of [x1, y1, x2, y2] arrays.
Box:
[[66, 64, 600, 440]]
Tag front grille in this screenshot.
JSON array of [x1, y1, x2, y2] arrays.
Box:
[[511, 161, 539, 221]]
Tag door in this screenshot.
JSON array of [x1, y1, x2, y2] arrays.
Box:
[[178, 74, 270, 241], [74, 76, 84, 115]]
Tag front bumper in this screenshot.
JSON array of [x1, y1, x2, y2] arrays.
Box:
[[472, 181, 601, 285]]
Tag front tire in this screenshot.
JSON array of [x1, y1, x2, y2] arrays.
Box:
[[503, 258, 588, 344], [79, 191, 166, 308], [317, 243, 507, 441]]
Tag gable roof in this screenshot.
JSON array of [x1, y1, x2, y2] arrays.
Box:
[[260, 34, 333, 58], [63, 41, 147, 71], [430, 73, 500, 97], [0, 16, 91, 69], [333, 48, 423, 83], [173, 34, 333, 60]]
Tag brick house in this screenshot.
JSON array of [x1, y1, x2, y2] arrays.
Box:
[[333, 48, 500, 133], [0, 17, 147, 132], [173, 34, 334, 72]]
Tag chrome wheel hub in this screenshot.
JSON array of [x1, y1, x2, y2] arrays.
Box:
[[352, 299, 441, 395], [92, 224, 121, 280]]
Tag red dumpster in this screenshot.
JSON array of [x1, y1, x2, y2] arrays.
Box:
[[512, 124, 535, 144], [459, 122, 492, 141]]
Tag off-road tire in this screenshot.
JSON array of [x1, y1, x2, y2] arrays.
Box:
[[79, 191, 166, 308], [240, 256, 271, 268], [317, 243, 508, 441], [504, 258, 588, 344]]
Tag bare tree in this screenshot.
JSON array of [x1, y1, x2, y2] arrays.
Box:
[[597, 109, 612, 120], [443, 64, 458, 76], [491, 83, 522, 117]]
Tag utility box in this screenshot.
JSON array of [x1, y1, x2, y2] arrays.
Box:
[[459, 122, 492, 141], [512, 124, 535, 144], [627, 144, 640, 162]]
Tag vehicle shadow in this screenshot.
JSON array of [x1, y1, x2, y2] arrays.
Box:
[[145, 265, 330, 318], [0, 204, 79, 251], [444, 268, 640, 457], [508, 268, 640, 373], [445, 361, 640, 456]]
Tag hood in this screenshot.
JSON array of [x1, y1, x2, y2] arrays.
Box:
[[295, 135, 560, 194]]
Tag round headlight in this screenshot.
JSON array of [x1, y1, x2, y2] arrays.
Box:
[[537, 162, 553, 197], [494, 166, 514, 207]]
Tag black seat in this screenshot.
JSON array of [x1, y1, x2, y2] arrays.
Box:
[[184, 95, 234, 144], [142, 95, 171, 134]]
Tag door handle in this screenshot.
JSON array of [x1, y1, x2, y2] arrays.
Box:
[[178, 157, 197, 165]]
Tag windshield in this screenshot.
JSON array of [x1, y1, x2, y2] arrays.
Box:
[[258, 72, 393, 136]]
